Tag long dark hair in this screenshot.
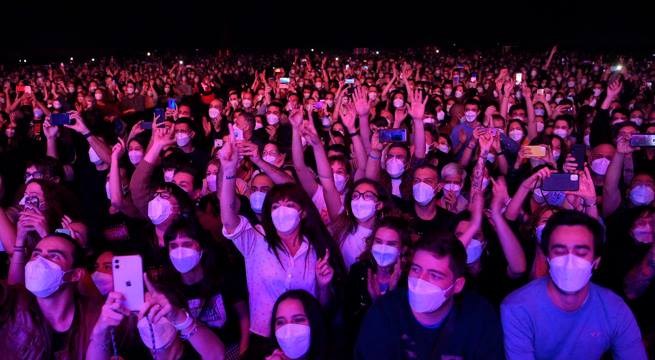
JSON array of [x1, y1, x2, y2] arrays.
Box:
[[261, 183, 346, 284], [270, 290, 330, 360], [358, 216, 412, 272], [342, 178, 391, 236], [158, 217, 227, 309]]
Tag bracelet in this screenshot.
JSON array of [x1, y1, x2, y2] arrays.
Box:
[[583, 201, 597, 208], [467, 143, 476, 150], [179, 321, 199, 341], [349, 130, 360, 137], [172, 310, 193, 331], [13, 245, 26, 252], [369, 153, 381, 160], [224, 174, 237, 180], [496, 151, 505, 157], [83, 132, 92, 139]]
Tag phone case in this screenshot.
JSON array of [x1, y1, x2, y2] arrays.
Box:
[[525, 146, 546, 158], [543, 174, 579, 192], [113, 255, 144, 312]]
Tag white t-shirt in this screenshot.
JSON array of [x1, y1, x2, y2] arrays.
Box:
[[312, 185, 345, 225], [340, 225, 373, 270], [223, 216, 319, 337], [391, 178, 402, 197]]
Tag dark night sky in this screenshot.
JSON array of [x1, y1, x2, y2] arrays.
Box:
[[2, 0, 653, 62]]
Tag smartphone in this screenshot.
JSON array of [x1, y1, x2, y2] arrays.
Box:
[[523, 145, 547, 158], [314, 100, 325, 110], [470, 72, 478, 82], [453, 74, 460, 85], [24, 196, 40, 210], [571, 144, 586, 170], [362, 65, 369, 70], [345, 78, 355, 85], [141, 121, 153, 130], [379, 128, 408, 143], [542, 173, 579, 192], [274, 68, 282, 73], [279, 77, 290, 84], [630, 134, 655, 148], [537, 89, 545, 96], [24, 86, 32, 94], [213, 138, 224, 149], [112, 255, 144, 312], [515, 73, 523, 85], [153, 108, 165, 123], [50, 113, 73, 126], [167, 99, 177, 110]]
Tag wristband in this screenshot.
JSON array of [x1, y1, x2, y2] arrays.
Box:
[[172, 310, 193, 331], [349, 130, 360, 137], [496, 151, 505, 157], [224, 173, 237, 180], [83, 132, 92, 139], [369, 153, 381, 160], [467, 142, 476, 150], [179, 321, 199, 341]]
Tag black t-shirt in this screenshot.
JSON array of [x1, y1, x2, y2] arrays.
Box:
[[355, 288, 504, 360], [182, 147, 209, 174], [410, 205, 455, 239], [50, 328, 71, 358]]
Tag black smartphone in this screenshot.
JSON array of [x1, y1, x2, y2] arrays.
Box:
[[50, 113, 72, 126], [542, 173, 579, 192], [378, 128, 408, 143], [630, 134, 655, 148], [141, 121, 153, 130], [571, 144, 586, 170], [167, 99, 177, 110], [153, 108, 165, 123]]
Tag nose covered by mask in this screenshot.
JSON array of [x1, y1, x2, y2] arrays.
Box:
[[271, 206, 301, 233], [275, 323, 311, 359], [91, 271, 113, 296], [408, 276, 453, 313], [548, 254, 594, 293], [148, 196, 173, 225], [250, 191, 267, 214], [25, 256, 69, 298], [630, 185, 655, 206], [351, 199, 376, 221], [169, 247, 202, 273], [385, 158, 405, 178], [372, 244, 399, 267], [413, 182, 435, 206]]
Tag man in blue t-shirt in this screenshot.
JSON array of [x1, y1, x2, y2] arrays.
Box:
[[501, 210, 647, 360], [355, 236, 504, 359]]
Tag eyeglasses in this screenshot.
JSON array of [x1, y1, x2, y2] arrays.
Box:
[[152, 191, 172, 200], [352, 191, 379, 202], [25, 171, 43, 180]]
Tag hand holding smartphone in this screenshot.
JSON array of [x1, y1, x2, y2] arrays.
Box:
[[378, 128, 408, 143], [112, 255, 144, 312]]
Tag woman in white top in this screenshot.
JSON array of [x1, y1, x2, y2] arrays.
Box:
[[218, 125, 345, 356]]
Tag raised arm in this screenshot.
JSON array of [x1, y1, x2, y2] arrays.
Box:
[[290, 108, 319, 197], [240, 141, 294, 184], [522, 83, 538, 140], [504, 168, 553, 221], [603, 135, 630, 217], [341, 101, 368, 181], [65, 112, 112, 164], [218, 125, 241, 234], [365, 131, 384, 181], [353, 86, 372, 152], [489, 177, 527, 277], [42, 118, 59, 159], [407, 88, 428, 160]]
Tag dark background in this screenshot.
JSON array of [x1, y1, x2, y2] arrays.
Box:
[[2, 0, 653, 63]]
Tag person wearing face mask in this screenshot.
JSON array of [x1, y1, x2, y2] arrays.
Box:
[[437, 163, 469, 214], [603, 127, 655, 217], [344, 217, 409, 350], [449, 100, 482, 160], [174, 118, 209, 171], [90, 250, 114, 296], [367, 143, 412, 203], [107, 139, 142, 219], [588, 79, 623, 148], [257, 102, 292, 146], [408, 165, 454, 238], [355, 237, 504, 360], [152, 218, 251, 358], [267, 290, 330, 360], [501, 210, 647, 360], [219, 131, 344, 358], [0, 234, 103, 359], [588, 143, 615, 192], [119, 80, 145, 115]]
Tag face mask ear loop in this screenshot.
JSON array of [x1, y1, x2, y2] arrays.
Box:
[[110, 326, 119, 360], [148, 317, 158, 360]]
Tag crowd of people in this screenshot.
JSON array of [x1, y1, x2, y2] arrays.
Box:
[[0, 45, 654, 359]]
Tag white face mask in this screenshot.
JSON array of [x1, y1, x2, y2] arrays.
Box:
[[105, 181, 112, 200], [88, 147, 103, 165], [454, 90, 463, 98], [443, 183, 461, 196], [148, 196, 173, 225], [137, 316, 177, 351], [242, 99, 253, 108], [593, 88, 602, 97], [169, 247, 202, 273], [437, 144, 450, 154], [630, 185, 655, 206], [25, 256, 67, 298], [263, 155, 277, 165], [94, 93, 103, 101], [408, 276, 452, 313], [536, 122, 545, 132], [164, 169, 175, 183], [548, 254, 593, 293], [466, 239, 484, 264], [436, 111, 445, 121], [413, 182, 435, 206], [267, 113, 280, 125], [590, 158, 610, 176], [368, 92, 378, 101], [351, 199, 376, 221], [392, 98, 404, 109], [631, 224, 654, 244], [509, 129, 524, 142], [552, 150, 561, 161], [176, 132, 191, 147], [271, 206, 301, 233], [208, 107, 220, 119], [372, 244, 399, 267], [206, 174, 217, 192], [584, 134, 591, 146], [553, 128, 568, 139], [91, 271, 113, 296], [385, 158, 405, 178], [53, 100, 62, 109], [230, 100, 239, 108], [334, 174, 348, 192], [128, 150, 143, 165], [126, 87, 135, 95], [275, 324, 311, 359], [464, 111, 477, 122], [249, 191, 267, 214]]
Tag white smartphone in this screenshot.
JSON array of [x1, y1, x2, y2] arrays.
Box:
[[112, 255, 144, 312], [515, 73, 522, 85]]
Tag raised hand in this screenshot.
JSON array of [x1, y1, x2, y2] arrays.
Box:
[[490, 177, 510, 215], [407, 89, 428, 121], [340, 102, 357, 133], [616, 134, 635, 154], [606, 80, 623, 99], [218, 124, 240, 172], [520, 167, 553, 191], [64, 111, 91, 135], [151, 125, 176, 149], [93, 292, 130, 334], [315, 249, 334, 288], [43, 118, 59, 139], [289, 108, 304, 129], [139, 273, 185, 324], [237, 141, 260, 162], [111, 138, 126, 161], [353, 86, 371, 117], [565, 166, 596, 205]]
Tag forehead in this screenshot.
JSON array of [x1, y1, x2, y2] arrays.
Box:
[[277, 298, 305, 317], [26, 182, 43, 193], [592, 144, 615, 157], [252, 174, 274, 187], [412, 250, 454, 278], [548, 225, 594, 252], [415, 167, 438, 179], [174, 171, 194, 183], [174, 122, 191, 130], [388, 147, 408, 157], [354, 182, 377, 194], [36, 236, 74, 256], [97, 251, 113, 264], [375, 227, 400, 241], [264, 143, 279, 152], [633, 174, 655, 185]]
